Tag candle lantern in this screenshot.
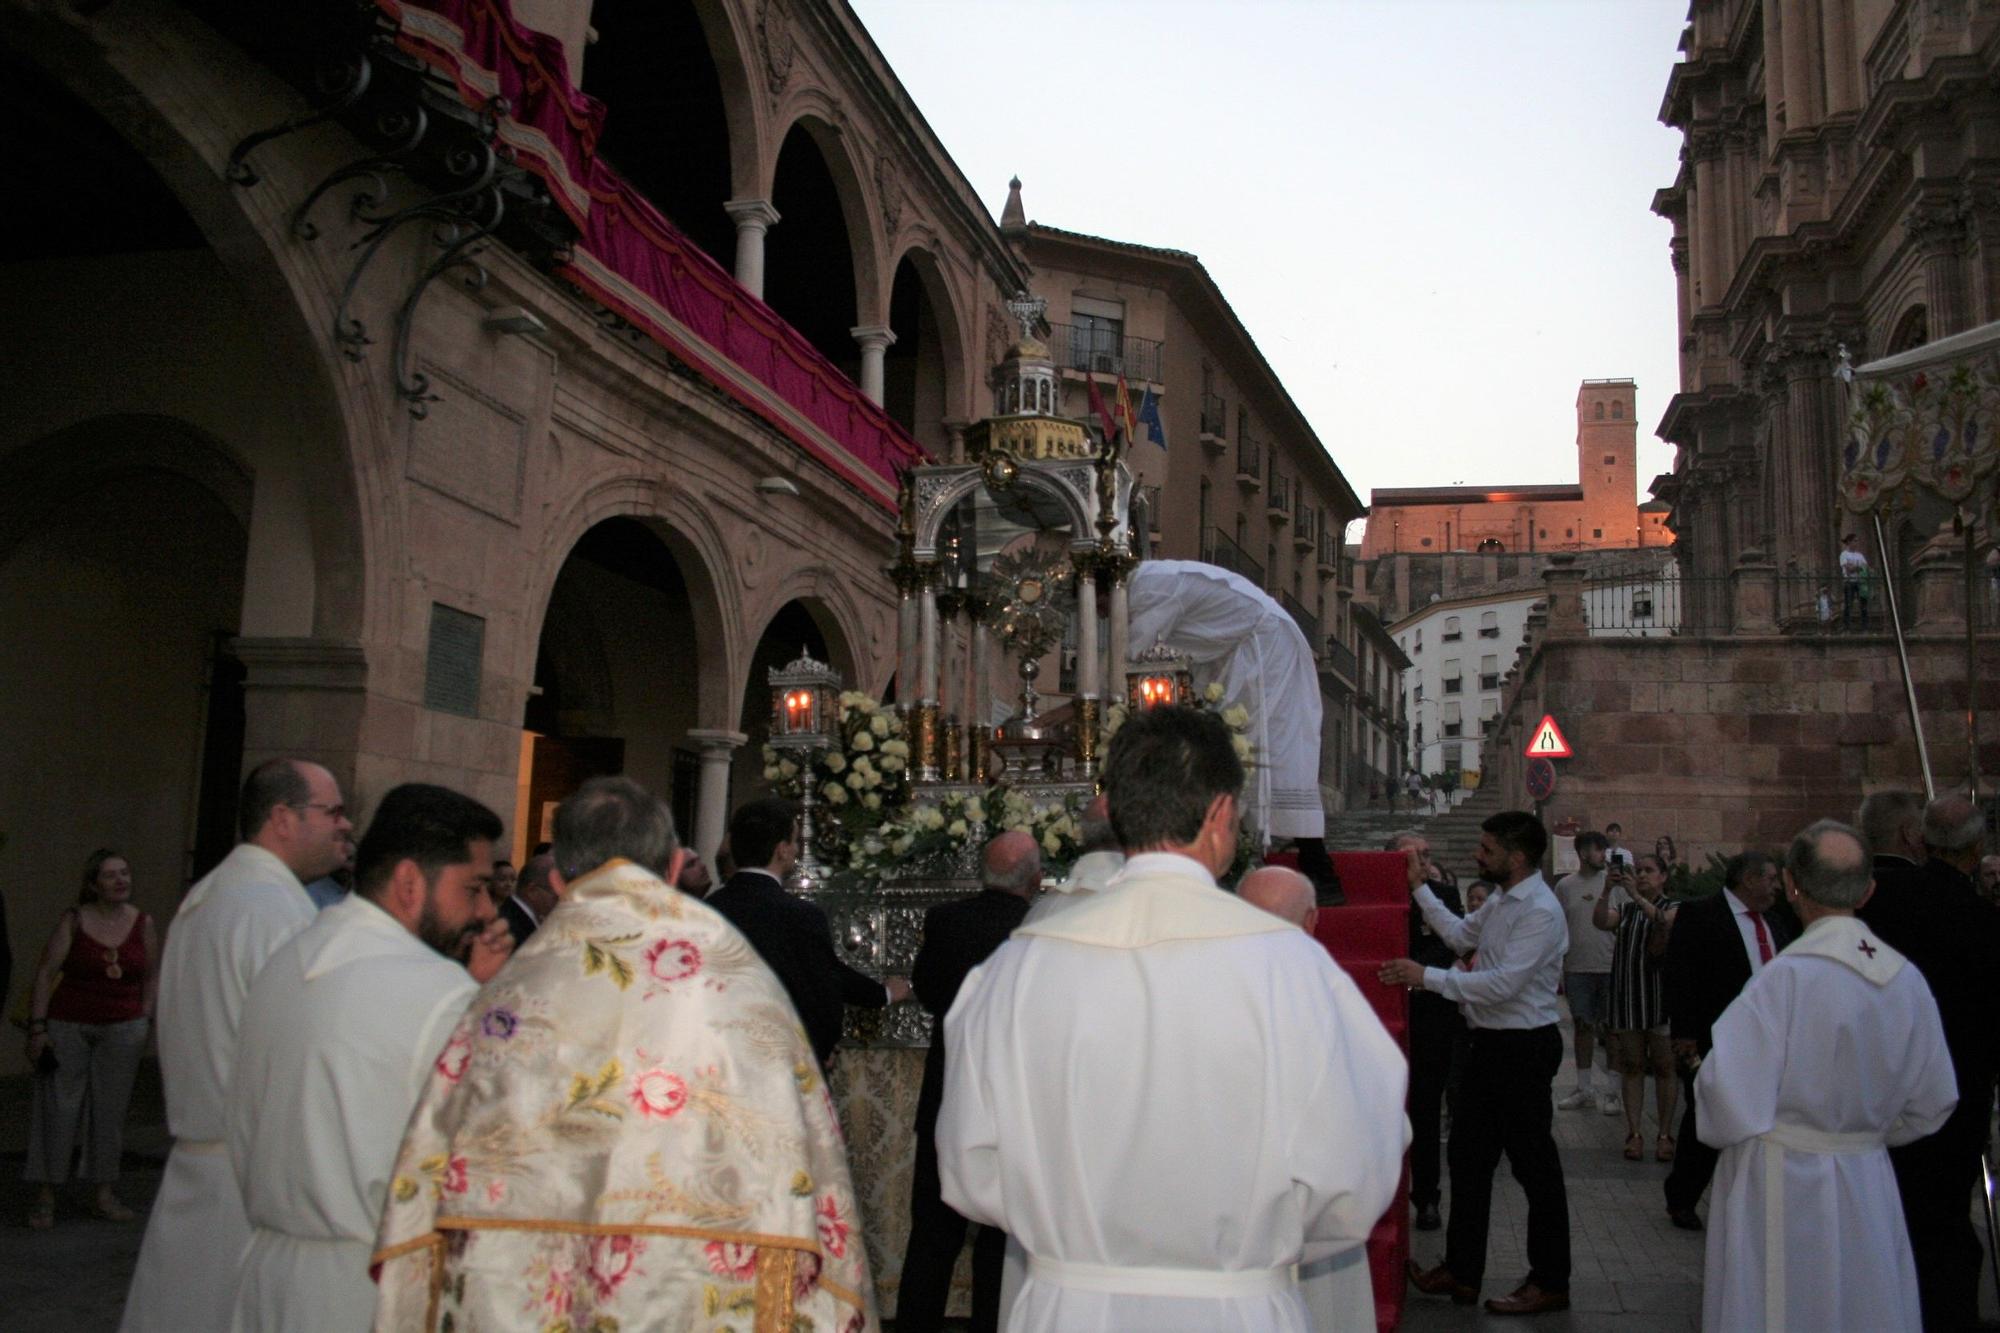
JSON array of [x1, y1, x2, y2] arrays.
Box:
[[767, 650, 843, 894], [1125, 640, 1194, 712]]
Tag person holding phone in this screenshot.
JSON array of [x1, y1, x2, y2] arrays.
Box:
[[1594, 855, 1679, 1161]]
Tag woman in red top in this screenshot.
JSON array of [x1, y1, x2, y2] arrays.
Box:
[[24, 848, 158, 1229]]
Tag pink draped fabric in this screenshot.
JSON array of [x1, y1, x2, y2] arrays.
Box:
[[378, 0, 927, 509]]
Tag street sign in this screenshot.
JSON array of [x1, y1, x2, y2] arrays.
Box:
[[1525, 757, 1556, 801], [1524, 714, 1573, 759]]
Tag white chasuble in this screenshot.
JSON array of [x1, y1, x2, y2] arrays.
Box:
[[123, 842, 314, 1333], [226, 892, 477, 1330], [1695, 915, 1957, 1333], [939, 853, 1407, 1332], [372, 858, 875, 1332]]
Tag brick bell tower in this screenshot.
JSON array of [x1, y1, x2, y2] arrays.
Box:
[[1576, 378, 1639, 547]]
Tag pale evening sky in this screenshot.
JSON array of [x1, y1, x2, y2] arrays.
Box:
[[849, 0, 1693, 539]]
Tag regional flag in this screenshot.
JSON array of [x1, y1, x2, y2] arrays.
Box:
[[1136, 385, 1166, 448], [1115, 372, 1138, 443], [1086, 373, 1118, 441]]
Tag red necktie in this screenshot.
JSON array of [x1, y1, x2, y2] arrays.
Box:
[[1749, 911, 1773, 964]]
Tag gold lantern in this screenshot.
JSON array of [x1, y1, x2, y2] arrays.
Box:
[[1125, 640, 1193, 711]]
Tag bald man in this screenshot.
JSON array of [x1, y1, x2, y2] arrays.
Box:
[[1236, 863, 1379, 1331], [1241, 865, 1317, 931], [1857, 792, 2000, 1330], [899, 831, 1040, 1332]]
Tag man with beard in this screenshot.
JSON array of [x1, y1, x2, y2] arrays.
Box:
[[224, 783, 513, 1330]]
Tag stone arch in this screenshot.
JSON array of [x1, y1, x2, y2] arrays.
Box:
[[752, 563, 874, 691], [5, 22, 372, 644], [912, 468, 1096, 557], [582, 0, 762, 268], [768, 105, 884, 327], [1887, 304, 1930, 355], [884, 242, 972, 439], [523, 472, 741, 732]]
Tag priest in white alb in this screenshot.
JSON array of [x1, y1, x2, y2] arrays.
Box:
[[225, 783, 513, 1330], [938, 705, 1406, 1331], [1695, 818, 1958, 1333], [122, 759, 353, 1333]]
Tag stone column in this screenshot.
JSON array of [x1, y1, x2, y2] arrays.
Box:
[[919, 577, 940, 703], [1907, 201, 1970, 337], [896, 575, 918, 704], [723, 199, 780, 300], [1781, 351, 1837, 576], [235, 637, 369, 792], [1911, 540, 1967, 634], [851, 325, 897, 405], [1106, 567, 1130, 700], [942, 418, 969, 464], [1541, 555, 1585, 636], [685, 729, 746, 861], [1731, 552, 1780, 634], [1075, 557, 1100, 700]]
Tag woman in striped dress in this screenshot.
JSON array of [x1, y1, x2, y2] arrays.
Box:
[[1592, 853, 1678, 1161]]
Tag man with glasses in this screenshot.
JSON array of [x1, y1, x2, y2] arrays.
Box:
[[122, 758, 353, 1332]]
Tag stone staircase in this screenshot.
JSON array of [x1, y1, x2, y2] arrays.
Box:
[[1326, 784, 1512, 885]]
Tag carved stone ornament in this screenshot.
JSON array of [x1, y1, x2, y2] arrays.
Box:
[[874, 152, 903, 235], [758, 0, 794, 95]]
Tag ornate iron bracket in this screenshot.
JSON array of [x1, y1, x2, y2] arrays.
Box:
[[226, 55, 373, 186]]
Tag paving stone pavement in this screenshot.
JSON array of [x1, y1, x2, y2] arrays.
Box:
[[5, 1032, 1996, 1331]]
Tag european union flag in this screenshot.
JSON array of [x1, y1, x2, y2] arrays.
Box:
[[1136, 386, 1166, 448]]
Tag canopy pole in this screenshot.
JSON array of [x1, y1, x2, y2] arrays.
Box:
[[1874, 510, 1936, 801], [1966, 517, 1982, 799]]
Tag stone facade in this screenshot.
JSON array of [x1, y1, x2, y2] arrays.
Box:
[[1650, 0, 2000, 598], [0, 0, 1032, 1072], [1359, 379, 1671, 559]]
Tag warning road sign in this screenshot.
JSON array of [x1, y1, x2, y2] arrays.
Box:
[[1524, 714, 1573, 759]]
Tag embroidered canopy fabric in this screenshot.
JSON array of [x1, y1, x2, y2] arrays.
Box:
[[371, 859, 873, 1331], [378, 0, 927, 511], [1842, 318, 2000, 515]]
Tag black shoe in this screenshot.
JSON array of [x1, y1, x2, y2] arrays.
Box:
[[1667, 1207, 1704, 1231], [1414, 1203, 1442, 1231]]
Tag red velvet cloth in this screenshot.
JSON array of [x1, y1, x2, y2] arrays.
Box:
[[376, 0, 927, 510], [1311, 852, 1415, 1333]]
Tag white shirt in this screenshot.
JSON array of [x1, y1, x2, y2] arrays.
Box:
[[1415, 872, 1569, 1029], [1554, 868, 1618, 973], [1840, 547, 1868, 582], [1723, 888, 1773, 977]]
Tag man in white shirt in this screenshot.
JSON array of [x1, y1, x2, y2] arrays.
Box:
[[1839, 532, 1870, 628], [122, 758, 353, 1332], [227, 783, 514, 1330], [1553, 831, 1623, 1116], [1383, 811, 1573, 1317], [939, 705, 1406, 1330]]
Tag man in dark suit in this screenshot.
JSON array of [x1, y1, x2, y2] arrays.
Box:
[[1661, 849, 1790, 1230], [706, 797, 908, 1068], [498, 852, 557, 948], [896, 830, 1040, 1333], [1389, 830, 1466, 1233], [1858, 791, 2000, 1331]]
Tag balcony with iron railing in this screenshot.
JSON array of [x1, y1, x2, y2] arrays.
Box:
[[1317, 527, 1340, 574], [1137, 483, 1162, 533], [1280, 591, 1321, 657], [1199, 392, 1228, 452], [1048, 322, 1166, 384], [1322, 637, 1358, 685], [1294, 503, 1318, 549], [1235, 432, 1263, 489], [1201, 526, 1264, 587], [1266, 471, 1292, 522]]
